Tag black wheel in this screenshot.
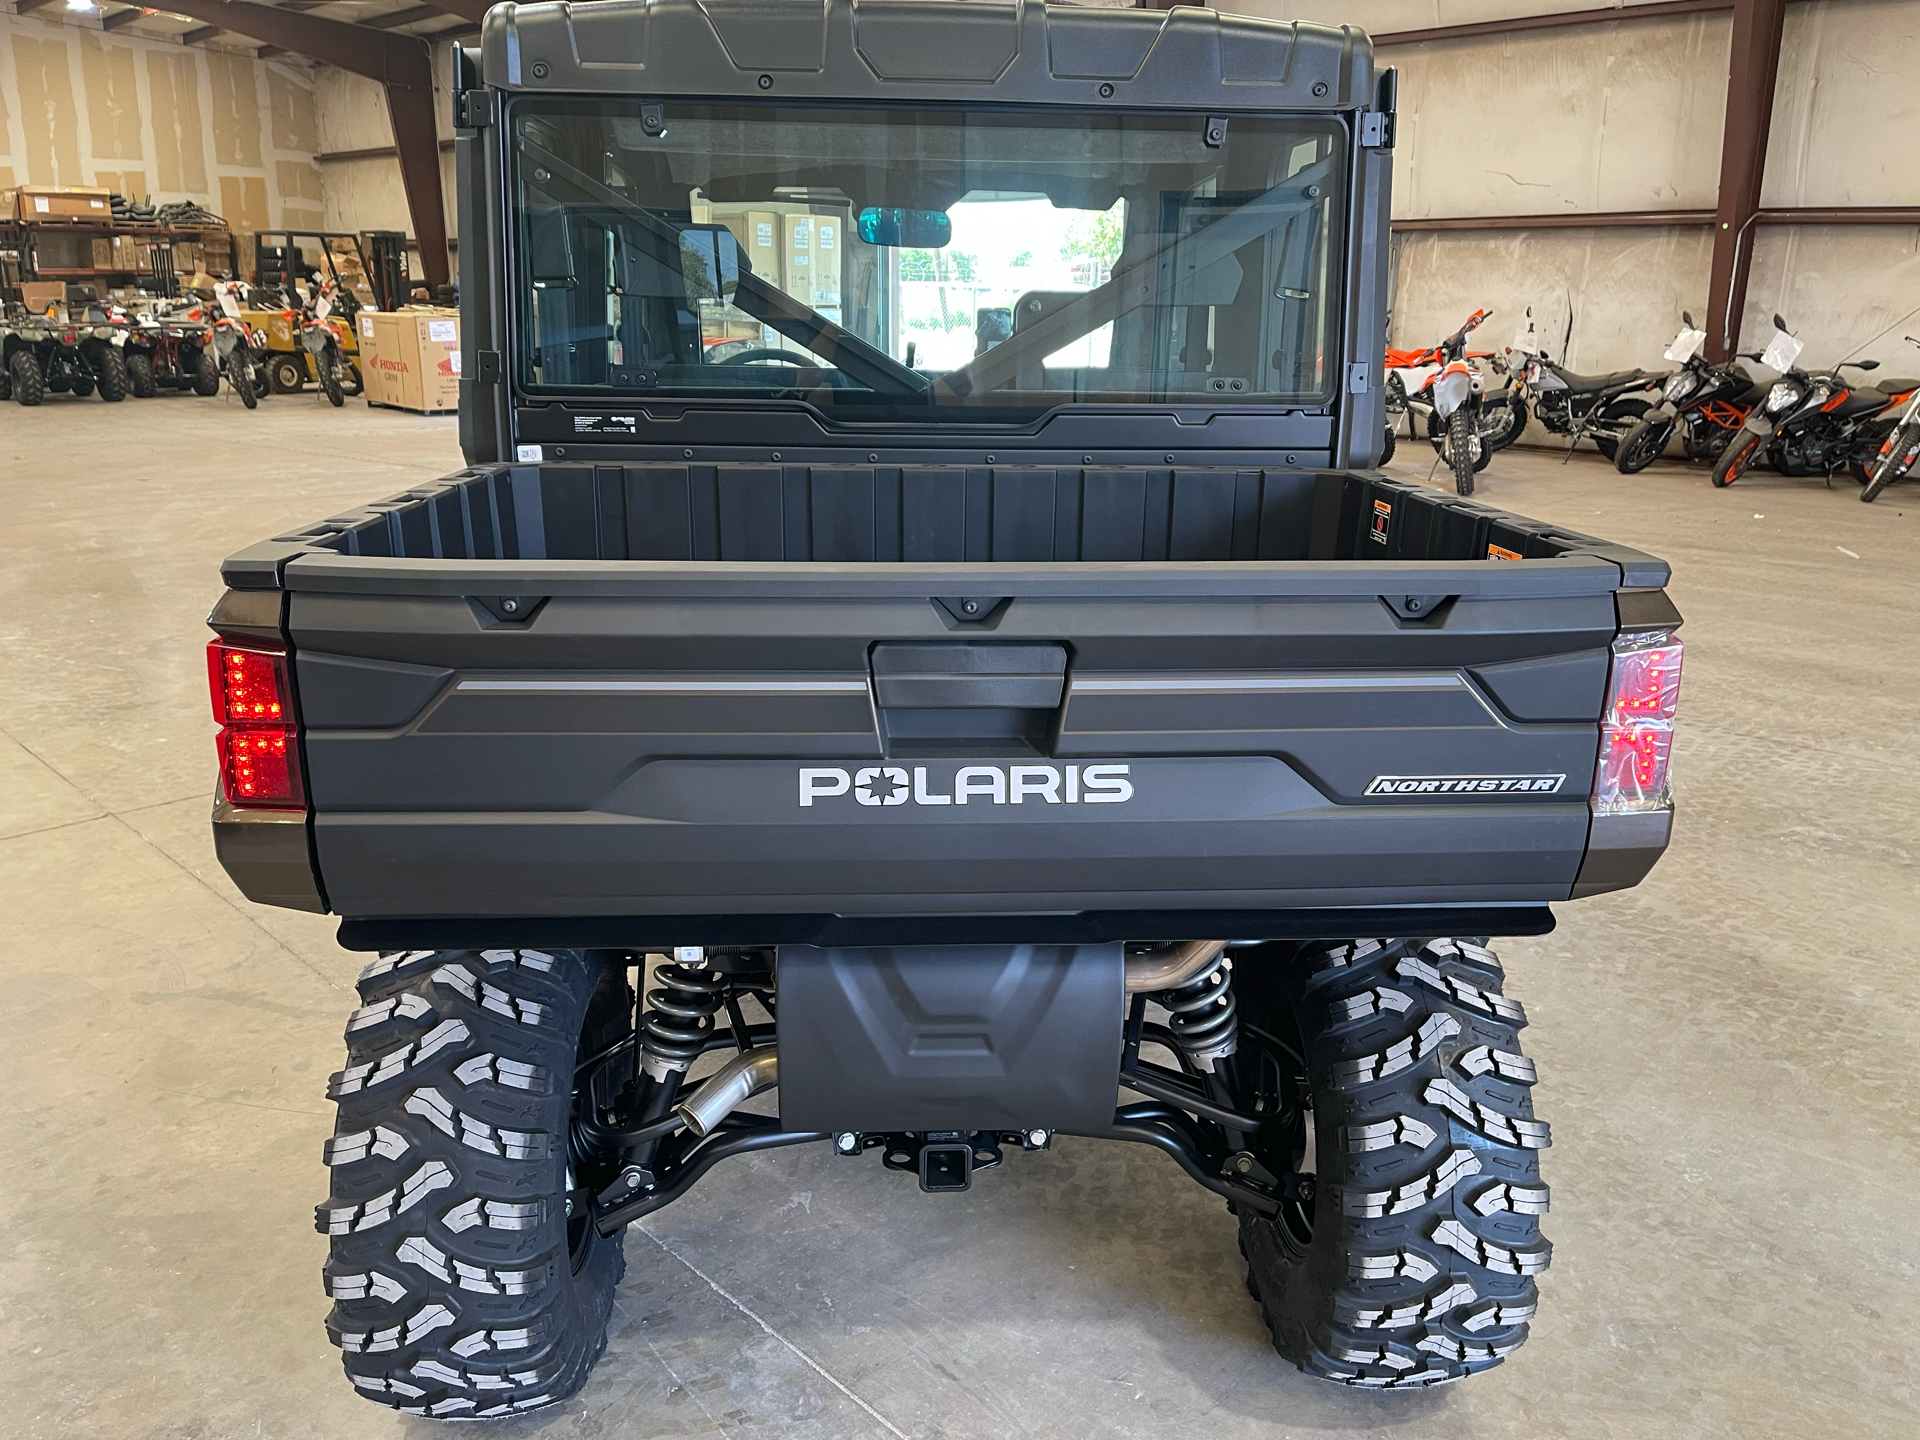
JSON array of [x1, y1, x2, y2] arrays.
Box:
[[271, 354, 308, 394], [229, 353, 259, 409], [320, 948, 631, 1417], [1862, 422, 1919, 503], [1237, 938, 1549, 1389], [320, 351, 346, 407], [10, 351, 45, 406], [1445, 410, 1479, 495], [249, 355, 274, 400], [96, 346, 129, 402], [69, 363, 95, 398], [127, 352, 156, 398], [0, 357, 10, 402], [1379, 424, 1397, 467], [1613, 416, 1671, 475], [345, 359, 366, 397], [1711, 432, 1764, 487], [1483, 396, 1527, 453], [193, 348, 222, 397], [1593, 399, 1648, 462], [1427, 409, 1492, 472]]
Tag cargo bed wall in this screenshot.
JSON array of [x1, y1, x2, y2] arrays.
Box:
[[221, 464, 1665, 582]]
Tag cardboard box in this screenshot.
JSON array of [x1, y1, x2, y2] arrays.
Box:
[[360, 307, 461, 413], [92, 237, 115, 270], [21, 282, 67, 316], [812, 214, 842, 307], [17, 185, 112, 221], [744, 210, 779, 287], [781, 213, 814, 304]]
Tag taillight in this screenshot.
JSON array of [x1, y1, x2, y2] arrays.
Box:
[[207, 640, 304, 808], [1592, 630, 1682, 814]]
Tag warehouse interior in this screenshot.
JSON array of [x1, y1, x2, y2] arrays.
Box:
[[1, 0, 1916, 1436]]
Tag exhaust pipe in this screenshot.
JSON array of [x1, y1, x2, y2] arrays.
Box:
[[1122, 939, 1227, 994], [673, 1047, 779, 1138]]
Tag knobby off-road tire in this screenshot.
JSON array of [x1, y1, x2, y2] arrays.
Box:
[[320, 351, 346, 407], [126, 352, 157, 397], [1446, 411, 1478, 496], [95, 345, 129, 401], [1862, 422, 1918, 502], [193, 348, 222, 397], [1239, 938, 1551, 1388], [1379, 424, 1397, 467], [319, 948, 631, 1418], [229, 353, 259, 409], [11, 350, 45, 406]]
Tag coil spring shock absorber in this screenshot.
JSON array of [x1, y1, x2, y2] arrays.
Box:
[[639, 947, 728, 1083], [1152, 949, 1239, 1073]]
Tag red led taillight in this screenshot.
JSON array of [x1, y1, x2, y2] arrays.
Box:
[[1608, 641, 1682, 723], [1592, 630, 1682, 814], [207, 639, 304, 809]]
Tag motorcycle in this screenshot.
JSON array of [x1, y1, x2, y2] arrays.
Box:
[[1613, 312, 1777, 474], [1504, 307, 1666, 462], [209, 282, 272, 410], [1428, 309, 1496, 496], [1384, 309, 1520, 471], [295, 280, 354, 407], [1860, 337, 1920, 504], [1710, 315, 1908, 488]]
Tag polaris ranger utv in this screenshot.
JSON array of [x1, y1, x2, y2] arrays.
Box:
[[205, 0, 1682, 1414]]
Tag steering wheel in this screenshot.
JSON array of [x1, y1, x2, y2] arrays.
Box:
[[716, 347, 811, 367]]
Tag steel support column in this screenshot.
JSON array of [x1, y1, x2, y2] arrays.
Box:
[[125, 0, 451, 290], [1705, 0, 1788, 360]]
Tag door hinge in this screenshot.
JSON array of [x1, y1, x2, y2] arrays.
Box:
[[455, 91, 493, 129], [475, 349, 501, 384], [1347, 361, 1371, 394], [1359, 110, 1393, 149]]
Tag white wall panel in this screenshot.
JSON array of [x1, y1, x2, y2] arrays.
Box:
[[1763, 0, 1920, 209]]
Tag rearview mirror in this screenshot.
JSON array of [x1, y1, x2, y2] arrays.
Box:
[[857, 207, 951, 249], [1773, 313, 1788, 332], [1682, 310, 1694, 327]]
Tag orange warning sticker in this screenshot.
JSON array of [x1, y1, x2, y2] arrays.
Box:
[[1487, 544, 1522, 561]]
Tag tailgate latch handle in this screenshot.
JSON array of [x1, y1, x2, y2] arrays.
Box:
[[871, 643, 1067, 710]]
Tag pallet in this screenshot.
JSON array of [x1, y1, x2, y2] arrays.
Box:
[[366, 399, 458, 417]]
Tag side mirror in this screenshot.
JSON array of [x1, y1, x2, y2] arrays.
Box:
[[1773, 313, 1788, 332], [1854, 359, 1880, 371], [675, 224, 747, 300], [1682, 310, 1694, 327], [857, 207, 952, 249]]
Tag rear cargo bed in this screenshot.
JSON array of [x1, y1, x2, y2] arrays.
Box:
[[212, 462, 1672, 943]]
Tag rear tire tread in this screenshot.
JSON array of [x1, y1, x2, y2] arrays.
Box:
[[319, 947, 626, 1417], [1240, 938, 1550, 1389]]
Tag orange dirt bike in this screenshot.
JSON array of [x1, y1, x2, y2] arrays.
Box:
[[1861, 337, 1920, 503]]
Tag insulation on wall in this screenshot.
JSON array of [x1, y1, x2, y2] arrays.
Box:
[[10, 34, 86, 186], [0, 13, 325, 281]]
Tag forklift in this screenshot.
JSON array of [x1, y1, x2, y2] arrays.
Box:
[[246, 230, 410, 394]]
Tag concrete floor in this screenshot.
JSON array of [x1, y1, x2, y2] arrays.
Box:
[[1, 388, 1915, 1440]]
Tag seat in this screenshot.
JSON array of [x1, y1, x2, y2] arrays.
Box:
[[1833, 387, 1894, 418], [1544, 361, 1653, 393], [1874, 377, 1918, 396]]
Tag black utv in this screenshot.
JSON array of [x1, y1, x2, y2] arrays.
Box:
[[205, 0, 1683, 1414]]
